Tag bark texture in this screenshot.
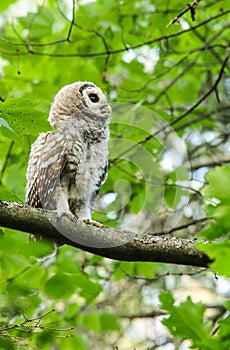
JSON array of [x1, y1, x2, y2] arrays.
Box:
[[0, 201, 212, 267]]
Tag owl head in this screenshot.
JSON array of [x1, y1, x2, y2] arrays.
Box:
[[48, 81, 111, 128]]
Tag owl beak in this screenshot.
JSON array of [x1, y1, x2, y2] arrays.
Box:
[[105, 105, 112, 114]]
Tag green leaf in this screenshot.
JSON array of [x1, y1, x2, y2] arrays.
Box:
[[218, 314, 230, 347], [202, 165, 230, 202], [0, 253, 29, 278], [77, 273, 103, 303], [0, 0, 17, 12], [199, 217, 230, 240], [159, 291, 175, 310], [100, 312, 120, 331], [18, 7, 55, 40], [0, 98, 50, 138], [44, 273, 77, 300], [22, 240, 54, 259], [0, 117, 17, 134], [117, 261, 157, 278], [200, 165, 230, 239], [0, 184, 22, 202], [0, 337, 16, 350], [160, 292, 214, 348], [44, 272, 102, 301], [18, 266, 48, 289], [58, 333, 88, 350], [35, 329, 56, 348], [197, 241, 230, 278], [82, 313, 101, 332]]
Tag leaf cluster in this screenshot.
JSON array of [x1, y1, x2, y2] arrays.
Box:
[[0, 0, 229, 349]]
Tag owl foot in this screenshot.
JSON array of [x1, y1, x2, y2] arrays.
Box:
[[29, 233, 43, 242], [81, 219, 105, 228], [57, 211, 78, 223]]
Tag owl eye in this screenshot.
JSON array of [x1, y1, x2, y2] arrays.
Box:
[[88, 93, 100, 103]]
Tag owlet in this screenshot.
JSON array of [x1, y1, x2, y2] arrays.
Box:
[[26, 82, 111, 224]]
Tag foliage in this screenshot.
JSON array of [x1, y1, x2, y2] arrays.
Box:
[[197, 165, 230, 278], [0, 0, 229, 349], [160, 292, 230, 350]]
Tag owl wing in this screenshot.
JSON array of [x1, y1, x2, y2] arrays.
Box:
[[26, 131, 68, 209]]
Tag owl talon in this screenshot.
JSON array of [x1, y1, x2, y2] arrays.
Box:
[[29, 234, 43, 242], [81, 219, 105, 228], [58, 211, 78, 223]]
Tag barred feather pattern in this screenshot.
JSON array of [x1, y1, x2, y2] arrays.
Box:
[[26, 82, 111, 222]]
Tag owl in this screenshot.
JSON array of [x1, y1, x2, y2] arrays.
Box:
[[26, 82, 111, 226]]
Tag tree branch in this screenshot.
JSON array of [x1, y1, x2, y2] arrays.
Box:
[[166, 0, 201, 29], [0, 201, 212, 268], [1, 9, 229, 57], [110, 48, 229, 167], [191, 155, 230, 170]]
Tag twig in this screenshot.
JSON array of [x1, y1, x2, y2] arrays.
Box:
[[166, 0, 201, 29], [191, 155, 230, 170], [0, 141, 14, 185], [66, 0, 75, 42], [149, 217, 211, 236], [119, 266, 207, 282], [0, 309, 54, 332], [1, 9, 229, 57], [110, 49, 229, 166]]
